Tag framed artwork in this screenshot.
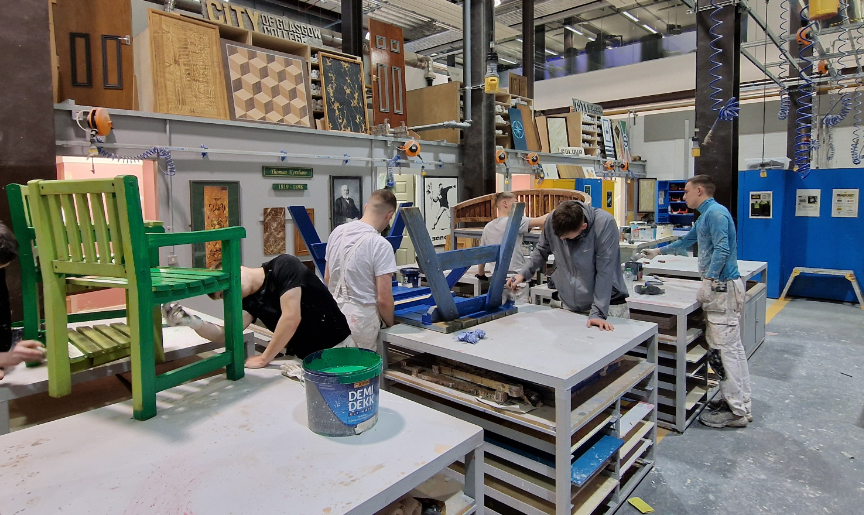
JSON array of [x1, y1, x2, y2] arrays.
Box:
[[638, 179, 657, 212], [294, 208, 313, 256], [319, 52, 369, 134], [263, 208, 286, 255], [423, 176, 458, 246], [190, 181, 240, 268], [222, 41, 311, 127], [331, 176, 363, 231]]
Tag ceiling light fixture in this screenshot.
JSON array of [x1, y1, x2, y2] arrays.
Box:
[[622, 11, 639, 22], [565, 25, 584, 36], [642, 24, 658, 34]]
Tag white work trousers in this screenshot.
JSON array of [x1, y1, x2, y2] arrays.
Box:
[[337, 299, 381, 351], [699, 278, 752, 418]]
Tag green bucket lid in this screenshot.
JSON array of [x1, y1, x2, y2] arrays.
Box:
[[302, 348, 382, 384]]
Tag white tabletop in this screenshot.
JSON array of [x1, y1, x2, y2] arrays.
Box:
[[620, 235, 678, 250], [381, 305, 657, 390], [626, 277, 702, 316], [641, 256, 767, 282], [0, 309, 240, 402], [0, 368, 482, 515]]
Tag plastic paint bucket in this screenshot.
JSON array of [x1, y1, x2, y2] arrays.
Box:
[[302, 348, 383, 436]]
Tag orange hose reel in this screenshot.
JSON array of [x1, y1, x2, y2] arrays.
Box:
[[86, 107, 113, 137], [796, 27, 811, 46], [400, 139, 421, 157], [495, 149, 508, 164], [524, 152, 540, 166]]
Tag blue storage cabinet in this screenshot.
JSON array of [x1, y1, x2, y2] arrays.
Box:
[[575, 178, 602, 208], [738, 168, 864, 303], [656, 180, 694, 226]]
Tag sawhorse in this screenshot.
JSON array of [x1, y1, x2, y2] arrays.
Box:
[[780, 267, 864, 308]]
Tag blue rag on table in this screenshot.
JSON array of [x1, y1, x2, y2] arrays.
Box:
[[456, 329, 486, 344]]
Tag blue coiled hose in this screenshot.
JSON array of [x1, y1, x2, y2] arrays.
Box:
[[702, 0, 739, 146], [795, 14, 815, 178], [778, 90, 791, 121], [96, 139, 176, 176], [853, 89, 863, 164]]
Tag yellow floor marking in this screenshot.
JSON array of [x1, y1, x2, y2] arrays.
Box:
[[765, 298, 790, 324], [656, 427, 670, 444]]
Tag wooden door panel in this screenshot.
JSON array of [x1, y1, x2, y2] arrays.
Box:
[[369, 18, 407, 127], [54, 0, 134, 109]]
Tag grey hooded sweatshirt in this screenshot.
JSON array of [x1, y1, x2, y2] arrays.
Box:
[[519, 201, 628, 320]]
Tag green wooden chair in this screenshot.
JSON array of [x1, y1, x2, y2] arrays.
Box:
[[6, 183, 164, 372], [27, 175, 246, 420]]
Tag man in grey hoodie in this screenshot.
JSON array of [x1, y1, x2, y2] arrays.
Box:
[[508, 200, 629, 331]]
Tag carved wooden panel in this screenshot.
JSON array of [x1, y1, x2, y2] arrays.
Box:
[[222, 41, 311, 127], [263, 208, 286, 255], [320, 52, 368, 133], [147, 10, 229, 119], [369, 18, 407, 127]]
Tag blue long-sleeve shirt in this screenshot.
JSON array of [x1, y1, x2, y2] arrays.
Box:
[[660, 198, 740, 281]]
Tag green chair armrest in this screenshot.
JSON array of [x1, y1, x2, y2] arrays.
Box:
[[143, 220, 164, 228], [147, 227, 246, 248]]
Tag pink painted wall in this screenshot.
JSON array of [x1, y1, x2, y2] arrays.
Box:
[[55, 157, 160, 313]]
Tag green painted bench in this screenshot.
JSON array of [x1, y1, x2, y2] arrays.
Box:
[[27, 175, 246, 420]]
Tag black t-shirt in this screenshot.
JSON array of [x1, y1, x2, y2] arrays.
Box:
[[242, 255, 351, 358]]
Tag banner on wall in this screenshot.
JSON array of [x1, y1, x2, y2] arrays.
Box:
[[423, 177, 457, 246]]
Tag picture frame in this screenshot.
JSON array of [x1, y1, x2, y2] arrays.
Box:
[[330, 176, 363, 231], [423, 176, 458, 246], [190, 181, 241, 268], [319, 52, 369, 134]]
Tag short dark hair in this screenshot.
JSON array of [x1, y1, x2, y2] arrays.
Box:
[[495, 192, 516, 205], [551, 202, 586, 237], [370, 189, 398, 212], [687, 175, 716, 196], [0, 223, 19, 266]]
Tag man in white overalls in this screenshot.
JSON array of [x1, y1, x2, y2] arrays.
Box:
[[325, 189, 399, 350]]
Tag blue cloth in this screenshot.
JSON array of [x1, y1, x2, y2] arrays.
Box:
[[660, 198, 740, 281]]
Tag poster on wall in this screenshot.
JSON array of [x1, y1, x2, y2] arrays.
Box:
[[795, 189, 821, 217], [423, 177, 458, 246], [601, 118, 615, 159], [749, 191, 773, 219], [190, 181, 240, 268], [832, 188, 859, 217], [330, 176, 363, 230]]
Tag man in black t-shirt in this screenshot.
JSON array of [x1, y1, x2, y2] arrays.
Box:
[[162, 254, 354, 368]]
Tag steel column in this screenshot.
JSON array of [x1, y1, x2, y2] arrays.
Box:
[[341, 0, 363, 57], [535, 24, 546, 82], [522, 0, 535, 97], [462, 0, 496, 200], [694, 0, 742, 220]]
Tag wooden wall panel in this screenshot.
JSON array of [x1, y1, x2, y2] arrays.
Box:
[[320, 52, 368, 133], [53, 0, 135, 110], [147, 10, 229, 119], [369, 18, 407, 127], [406, 82, 461, 144], [263, 208, 286, 255]]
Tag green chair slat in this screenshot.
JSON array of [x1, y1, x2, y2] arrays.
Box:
[[93, 324, 132, 347], [77, 327, 125, 353], [67, 329, 105, 357]]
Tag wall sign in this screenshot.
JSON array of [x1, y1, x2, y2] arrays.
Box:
[[832, 188, 859, 218], [560, 147, 585, 156], [572, 98, 604, 116], [263, 166, 313, 178], [273, 183, 308, 191], [795, 189, 820, 217], [202, 0, 323, 46], [749, 191, 773, 219]]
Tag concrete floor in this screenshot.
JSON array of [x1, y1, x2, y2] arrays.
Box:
[[621, 298, 864, 515]]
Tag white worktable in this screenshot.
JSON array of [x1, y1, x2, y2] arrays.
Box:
[[0, 368, 484, 515], [0, 309, 254, 434], [381, 305, 659, 515], [642, 256, 768, 283], [619, 236, 679, 263]]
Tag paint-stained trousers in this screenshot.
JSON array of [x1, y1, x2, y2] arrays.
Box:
[[699, 278, 752, 418]]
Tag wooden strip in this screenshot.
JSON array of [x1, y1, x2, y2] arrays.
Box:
[[110, 323, 131, 337], [74, 193, 97, 263], [77, 326, 124, 352], [89, 193, 112, 264], [54, 262, 126, 278], [37, 179, 118, 195], [103, 191, 124, 265], [67, 328, 104, 356], [93, 324, 132, 346], [517, 104, 541, 151], [570, 435, 624, 487], [47, 195, 70, 260]]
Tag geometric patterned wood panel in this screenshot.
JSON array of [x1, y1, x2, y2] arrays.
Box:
[[223, 42, 311, 127]]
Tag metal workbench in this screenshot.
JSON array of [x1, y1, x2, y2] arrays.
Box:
[[380, 305, 659, 515], [642, 256, 768, 283], [0, 368, 484, 515], [0, 309, 253, 435], [627, 278, 709, 432]]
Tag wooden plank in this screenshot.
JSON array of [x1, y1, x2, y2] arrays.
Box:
[[89, 193, 112, 264], [148, 10, 229, 119], [67, 329, 104, 356], [619, 401, 655, 435], [36, 179, 117, 195], [47, 195, 70, 261], [572, 474, 618, 515], [620, 439, 652, 477], [570, 435, 624, 487], [619, 421, 655, 457], [487, 203, 524, 310], [54, 262, 126, 278], [517, 103, 541, 151], [103, 191, 124, 265], [93, 324, 131, 346], [77, 327, 124, 352], [406, 81, 462, 143], [570, 412, 614, 454], [400, 207, 459, 320], [570, 358, 655, 432], [110, 323, 131, 337], [535, 115, 549, 153], [74, 193, 97, 262], [436, 245, 500, 272]]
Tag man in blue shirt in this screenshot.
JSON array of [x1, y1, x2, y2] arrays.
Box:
[[642, 175, 752, 428]]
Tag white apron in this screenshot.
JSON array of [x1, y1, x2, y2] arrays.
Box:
[[333, 232, 381, 351]]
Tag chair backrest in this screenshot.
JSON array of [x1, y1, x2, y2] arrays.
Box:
[[6, 184, 39, 280], [452, 188, 587, 227], [27, 176, 149, 282]]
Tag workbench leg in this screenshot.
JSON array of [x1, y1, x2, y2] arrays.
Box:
[[554, 387, 572, 515], [676, 315, 687, 433], [244, 334, 255, 361], [779, 268, 800, 300], [464, 445, 484, 515], [0, 399, 10, 435], [647, 335, 659, 462]]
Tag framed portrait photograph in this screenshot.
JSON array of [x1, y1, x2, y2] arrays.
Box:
[[331, 176, 363, 231], [190, 181, 241, 268]]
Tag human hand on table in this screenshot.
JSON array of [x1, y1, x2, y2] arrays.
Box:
[[506, 274, 526, 291], [587, 318, 615, 331], [0, 340, 46, 380], [640, 248, 662, 260], [245, 355, 273, 369]]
